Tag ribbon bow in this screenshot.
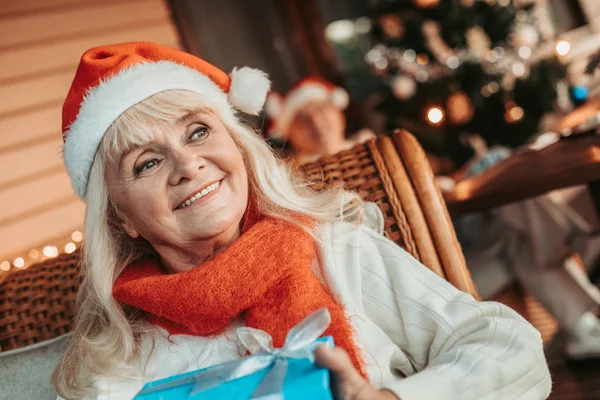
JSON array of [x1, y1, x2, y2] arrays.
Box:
[[138, 308, 332, 399]]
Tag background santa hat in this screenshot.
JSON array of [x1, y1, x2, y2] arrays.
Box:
[[62, 42, 271, 200], [265, 76, 350, 139]]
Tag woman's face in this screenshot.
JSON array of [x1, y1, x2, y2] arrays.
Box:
[[105, 108, 248, 268]]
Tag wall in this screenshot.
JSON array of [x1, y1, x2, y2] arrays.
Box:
[[171, 0, 307, 93], [0, 0, 181, 269]]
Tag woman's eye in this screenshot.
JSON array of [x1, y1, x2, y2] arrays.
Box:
[[134, 159, 160, 175], [188, 127, 208, 142]]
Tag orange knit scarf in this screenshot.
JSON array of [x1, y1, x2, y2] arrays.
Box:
[[112, 214, 365, 376]]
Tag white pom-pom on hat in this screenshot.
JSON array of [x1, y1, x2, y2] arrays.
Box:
[[330, 87, 349, 109], [228, 67, 271, 116]]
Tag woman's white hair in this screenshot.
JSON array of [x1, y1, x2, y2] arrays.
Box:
[[52, 90, 364, 399]]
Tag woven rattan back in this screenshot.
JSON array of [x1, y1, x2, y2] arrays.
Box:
[[0, 130, 477, 352], [0, 251, 80, 351], [300, 137, 417, 255]]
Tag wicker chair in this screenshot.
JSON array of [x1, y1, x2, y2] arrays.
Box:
[[0, 130, 477, 353]]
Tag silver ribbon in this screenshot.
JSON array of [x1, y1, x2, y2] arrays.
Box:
[[137, 308, 332, 399]]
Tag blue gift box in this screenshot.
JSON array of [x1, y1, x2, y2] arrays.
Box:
[[134, 336, 334, 400]]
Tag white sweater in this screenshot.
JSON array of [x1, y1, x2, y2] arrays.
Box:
[[71, 205, 552, 400]]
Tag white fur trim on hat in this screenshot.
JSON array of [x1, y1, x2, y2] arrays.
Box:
[[264, 92, 283, 119], [63, 61, 269, 199], [229, 67, 271, 115]]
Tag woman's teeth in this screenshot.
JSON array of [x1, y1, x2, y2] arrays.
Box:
[[176, 181, 220, 209]]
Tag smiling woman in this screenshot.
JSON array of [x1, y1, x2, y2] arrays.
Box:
[[101, 93, 249, 272], [53, 42, 551, 400]]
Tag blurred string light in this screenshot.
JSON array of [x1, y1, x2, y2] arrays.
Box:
[[505, 102, 524, 123], [43, 246, 59, 258], [403, 49, 417, 62], [427, 107, 444, 124], [484, 52, 495, 63], [0, 230, 83, 273], [518, 46, 531, 60], [414, 0, 440, 7], [72, 231, 83, 242], [366, 48, 381, 63], [325, 20, 355, 43], [446, 56, 459, 69], [65, 242, 77, 254], [416, 53, 429, 65], [368, 42, 534, 83], [366, 2, 547, 88], [481, 81, 500, 97], [555, 40, 570, 57], [415, 70, 429, 82], [512, 61, 526, 77], [42, 246, 52, 257], [28, 249, 39, 259], [354, 17, 372, 35]]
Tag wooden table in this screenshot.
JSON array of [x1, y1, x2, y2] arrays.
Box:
[[444, 105, 600, 217]]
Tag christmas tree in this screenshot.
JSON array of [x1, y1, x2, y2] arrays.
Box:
[[364, 0, 567, 167]]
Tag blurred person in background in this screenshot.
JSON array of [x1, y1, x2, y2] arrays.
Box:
[[437, 133, 600, 360], [265, 76, 375, 165]]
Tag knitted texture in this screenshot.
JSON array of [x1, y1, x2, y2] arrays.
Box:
[[112, 215, 366, 376]]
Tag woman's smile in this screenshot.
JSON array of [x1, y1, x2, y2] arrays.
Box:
[[174, 178, 225, 210]]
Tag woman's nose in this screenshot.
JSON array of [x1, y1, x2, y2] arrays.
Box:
[[168, 148, 205, 186], [301, 113, 319, 129]]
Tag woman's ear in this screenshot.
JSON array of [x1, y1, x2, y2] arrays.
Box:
[[107, 199, 140, 239], [121, 217, 140, 239]]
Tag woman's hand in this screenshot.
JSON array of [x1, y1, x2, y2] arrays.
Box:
[[315, 346, 400, 400]]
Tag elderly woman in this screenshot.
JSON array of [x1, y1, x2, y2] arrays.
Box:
[[53, 42, 551, 400]]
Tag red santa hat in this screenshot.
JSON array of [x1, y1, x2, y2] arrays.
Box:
[[265, 76, 349, 139], [62, 41, 271, 199]]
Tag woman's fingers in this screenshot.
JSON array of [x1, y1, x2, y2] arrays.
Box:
[[315, 345, 364, 384], [315, 345, 398, 400]]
